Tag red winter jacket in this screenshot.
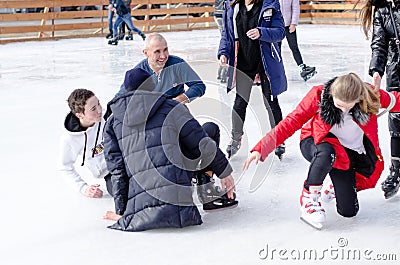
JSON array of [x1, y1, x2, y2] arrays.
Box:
[[252, 80, 400, 191]]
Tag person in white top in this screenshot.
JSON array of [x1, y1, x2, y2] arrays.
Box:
[[278, 0, 316, 81], [58, 89, 112, 198]]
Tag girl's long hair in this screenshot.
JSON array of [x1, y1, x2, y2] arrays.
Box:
[[358, 0, 374, 39], [330, 73, 380, 114]]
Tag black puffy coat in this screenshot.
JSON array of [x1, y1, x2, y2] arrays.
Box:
[[103, 90, 232, 231], [370, 1, 400, 90]]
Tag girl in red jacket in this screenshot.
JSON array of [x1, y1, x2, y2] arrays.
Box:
[[243, 73, 400, 229]]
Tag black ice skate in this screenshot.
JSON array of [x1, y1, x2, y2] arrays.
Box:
[[381, 165, 400, 199], [299, 64, 317, 82], [226, 134, 242, 158], [274, 144, 286, 160], [108, 38, 118, 45], [106, 31, 113, 39], [195, 172, 238, 212], [125, 32, 133, 40], [140, 32, 146, 41]]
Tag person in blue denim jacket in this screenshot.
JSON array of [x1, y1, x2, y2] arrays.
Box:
[[218, 0, 288, 158], [108, 0, 146, 45]]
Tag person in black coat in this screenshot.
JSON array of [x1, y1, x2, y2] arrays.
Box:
[[360, 0, 400, 199], [103, 68, 237, 231]]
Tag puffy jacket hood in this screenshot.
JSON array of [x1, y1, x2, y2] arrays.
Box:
[[108, 90, 167, 127]]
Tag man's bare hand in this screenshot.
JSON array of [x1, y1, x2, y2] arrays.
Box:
[[173, 93, 190, 104], [220, 175, 236, 199], [84, 184, 103, 198]]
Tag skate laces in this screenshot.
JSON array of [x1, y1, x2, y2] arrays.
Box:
[[321, 183, 335, 203], [301, 191, 324, 214]]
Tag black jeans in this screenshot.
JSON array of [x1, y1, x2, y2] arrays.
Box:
[[232, 70, 283, 135], [278, 26, 303, 66], [300, 137, 360, 217]]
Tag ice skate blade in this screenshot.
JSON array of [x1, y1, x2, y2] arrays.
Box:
[[383, 185, 400, 199], [203, 203, 238, 213], [302, 71, 317, 82], [300, 215, 323, 230]]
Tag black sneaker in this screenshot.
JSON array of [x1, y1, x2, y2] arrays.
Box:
[[195, 172, 238, 212], [382, 165, 400, 199]]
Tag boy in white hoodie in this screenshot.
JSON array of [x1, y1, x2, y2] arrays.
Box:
[[58, 89, 111, 198]]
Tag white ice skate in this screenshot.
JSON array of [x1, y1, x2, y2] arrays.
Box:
[[321, 181, 335, 203], [299, 185, 326, 230]]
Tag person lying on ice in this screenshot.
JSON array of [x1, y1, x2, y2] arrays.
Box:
[[102, 68, 237, 231], [243, 72, 400, 229]]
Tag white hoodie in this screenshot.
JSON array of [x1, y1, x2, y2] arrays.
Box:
[[58, 112, 109, 195]]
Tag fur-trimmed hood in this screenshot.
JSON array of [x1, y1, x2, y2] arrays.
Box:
[[319, 77, 370, 126]]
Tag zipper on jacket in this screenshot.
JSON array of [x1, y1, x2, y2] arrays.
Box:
[[271, 43, 281, 62]]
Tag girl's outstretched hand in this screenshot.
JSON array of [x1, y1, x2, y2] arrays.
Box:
[[373, 72, 381, 91], [243, 151, 261, 170]]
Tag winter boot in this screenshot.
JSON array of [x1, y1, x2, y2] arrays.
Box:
[[299, 64, 317, 82], [321, 181, 335, 203], [105, 30, 113, 39], [300, 185, 326, 229], [125, 32, 133, 40], [274, 144, 286, 160], [139, 32, 146, 41], [226, 133, 242, 158], [381, 164, 400, 199], [195, 172, 238, 212], [108, 38, 118, 45]]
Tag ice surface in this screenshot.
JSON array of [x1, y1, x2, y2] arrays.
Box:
[[0, 25, 399, 265]]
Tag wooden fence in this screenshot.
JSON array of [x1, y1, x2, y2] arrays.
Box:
[[300, 0, 362, 24], [0, 0, 362, 44]]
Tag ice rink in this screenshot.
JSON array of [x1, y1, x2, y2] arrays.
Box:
[[1, 24, 399, 264]]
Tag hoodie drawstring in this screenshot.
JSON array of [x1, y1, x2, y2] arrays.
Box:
[[81, 121, 101, 166], [81, 132, 88, 166]]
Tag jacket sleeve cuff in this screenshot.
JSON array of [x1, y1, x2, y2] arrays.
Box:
[[79, 184, 89, 196]]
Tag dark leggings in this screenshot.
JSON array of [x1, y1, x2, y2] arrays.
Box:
[[300, 137, 359, 217], [232, 70, 283, 135], [278, 26, 304, 66]]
